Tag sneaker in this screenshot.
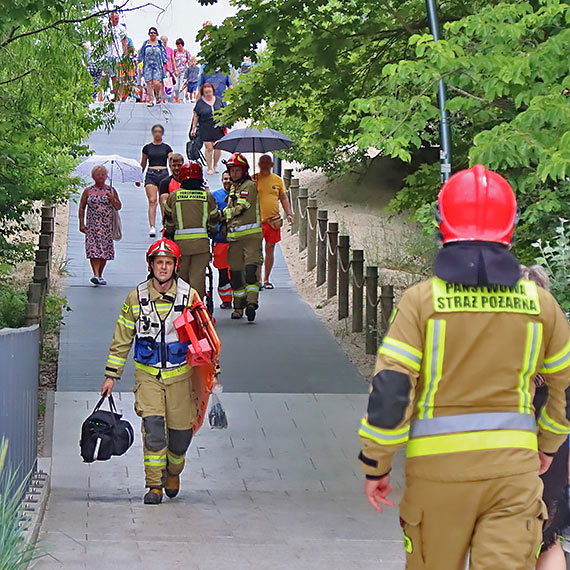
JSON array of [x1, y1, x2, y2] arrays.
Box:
[[149, 226, 156, 237], [98, 277, 107, 285], [90, 276, 99, 286], [220, 302, 233, 310], [245, 304, 257, 322]]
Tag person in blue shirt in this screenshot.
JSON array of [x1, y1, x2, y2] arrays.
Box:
[[211, 171, 233, 309], [198, 67, 232, 99]]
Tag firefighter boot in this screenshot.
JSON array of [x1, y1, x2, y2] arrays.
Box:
[[164, 473, 180, 498], [245, 303, 257, 322], [231, 309, 243, 319], [143, 487, 163, 505]]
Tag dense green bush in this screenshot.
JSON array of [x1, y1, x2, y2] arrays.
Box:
[[0, 287, 27, 329]]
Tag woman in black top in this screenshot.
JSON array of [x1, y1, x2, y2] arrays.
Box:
[[139, 124, 172, 236], [190, 82, 224, 175]]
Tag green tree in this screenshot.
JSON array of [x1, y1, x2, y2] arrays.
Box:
[[0, 1, 139, 263], [349, 0, 570, 261]]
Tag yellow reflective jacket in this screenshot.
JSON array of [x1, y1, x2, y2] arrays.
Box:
[[105, 279, 199, 383], [224, 178, 262, 241], [163, 185, 219, 255], [359, 277, 570, 482]]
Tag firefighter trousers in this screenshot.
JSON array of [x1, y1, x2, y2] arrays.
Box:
[[228, 235, 263, 309], [399, 471, 546, 570], [133, 369, 197, 488], [178, 251, 211, 299]]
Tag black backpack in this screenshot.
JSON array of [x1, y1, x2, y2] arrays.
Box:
[[80, 395, 134, 463]]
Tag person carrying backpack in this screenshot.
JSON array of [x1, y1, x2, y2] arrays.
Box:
[[101, 238, 201, 505]]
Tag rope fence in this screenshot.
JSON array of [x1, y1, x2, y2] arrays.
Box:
[[287, 175, 395, 355]]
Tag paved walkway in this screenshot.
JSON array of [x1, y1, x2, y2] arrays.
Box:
[[36, 102, 405, 569]]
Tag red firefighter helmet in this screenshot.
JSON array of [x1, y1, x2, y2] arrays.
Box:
[[179, 161, 203, 181], [438, 164, 517, 246], [146, 238, 181, 271], [224, 153, 249, 171]]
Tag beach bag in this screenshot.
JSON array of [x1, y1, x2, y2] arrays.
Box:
[[80, 395, 134, 463], [112, 209, 122, 241]]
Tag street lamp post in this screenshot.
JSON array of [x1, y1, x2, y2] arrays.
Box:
[[425, 0, 452, 182]]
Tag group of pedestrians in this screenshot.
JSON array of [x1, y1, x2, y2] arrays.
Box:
[[86, 11, 236, 105]]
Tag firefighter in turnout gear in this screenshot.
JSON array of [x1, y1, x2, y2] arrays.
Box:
[[359, 165, 570, 570], [101, 239, 199, 505], [163, 161, 220, 299], [223, 153, 263, 322]]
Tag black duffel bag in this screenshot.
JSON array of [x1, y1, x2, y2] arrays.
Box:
[[80, 394, 134, 463]]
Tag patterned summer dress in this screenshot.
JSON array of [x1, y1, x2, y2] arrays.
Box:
[[85, 185, 115, 260], [138, 40, 167, 82]]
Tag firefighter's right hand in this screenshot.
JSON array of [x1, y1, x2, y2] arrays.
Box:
[[364, 475, 394, 513], [101, 377, 115, 396], [538, 450, 554, 475]]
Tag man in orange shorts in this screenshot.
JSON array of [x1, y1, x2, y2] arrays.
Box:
[[211, 171, 233, 309], [255, 155, 293, 289]]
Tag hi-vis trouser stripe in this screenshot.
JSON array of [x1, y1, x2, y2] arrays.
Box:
[[537, 407, 570, 435], [418, 319, 446, 420], [540, 338, 570, 374], [359, 418, 410, 445], [378, 337, 423, 372], [245, 284, 260, 294], [167, 452, 185, 465], [233, 288, 246, 298], [518, 322, 543, 414], [144, 454, 166, 467]]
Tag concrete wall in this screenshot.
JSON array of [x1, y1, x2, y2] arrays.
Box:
[[0, 325, 39, 489]]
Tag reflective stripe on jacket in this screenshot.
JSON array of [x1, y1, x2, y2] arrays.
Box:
[[225, 179, 262, 241]]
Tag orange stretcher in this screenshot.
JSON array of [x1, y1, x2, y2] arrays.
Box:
[[173, 298, 221, 433]]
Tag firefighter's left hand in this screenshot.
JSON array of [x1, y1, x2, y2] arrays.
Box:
[[538, 450, 554, 475], [364, 475, 394, 513]]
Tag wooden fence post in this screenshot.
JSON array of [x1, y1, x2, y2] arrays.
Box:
[[327, 222, 338, 299], [316, 210, 328, 286], [307, 199, 318, 272], [352, 250, 364, 333], [338, 235, 350, 320], [380, 285, 395, 339], [298, 187, 308, 252], [365, 266, 379, 355], [290, 178, 300, 235], [283, 168, 293, 191]]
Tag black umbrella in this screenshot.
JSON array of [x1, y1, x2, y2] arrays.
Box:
[[214, 127, 293, 154]]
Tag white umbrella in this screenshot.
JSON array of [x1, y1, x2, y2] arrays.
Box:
[[75, 154, 143, 186]]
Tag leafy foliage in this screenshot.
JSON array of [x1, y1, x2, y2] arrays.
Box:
[[349, 0, 570, 261], [0, 1, 116, 264], [533, 219, 570, 314], [199, 0, 493, 175], [201, 0, 570, 263]]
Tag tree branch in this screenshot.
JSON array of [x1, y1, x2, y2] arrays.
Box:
[[447, 84, 487, 102], [0, 2, 164, 50], [0, 69, 35, 86]]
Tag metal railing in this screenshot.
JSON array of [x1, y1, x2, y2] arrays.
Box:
[[0, 325, 40, 491]]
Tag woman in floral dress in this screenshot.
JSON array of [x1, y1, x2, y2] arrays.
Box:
[[79, 165, 122, 285]]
